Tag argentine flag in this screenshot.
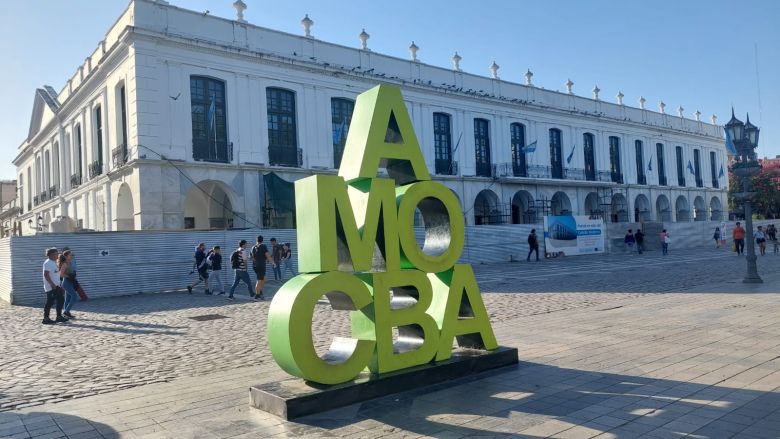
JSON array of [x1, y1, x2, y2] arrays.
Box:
[[206, 93, 216, 132], [718, 164, 725, 178], [687, 160, 695, 175], [523, 140, 537, 154], [566, 145, 576, 164], [648, 156, 653, 172], [724, 128, 738, 155]]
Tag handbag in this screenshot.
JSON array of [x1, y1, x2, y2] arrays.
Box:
[[731, 243, 736, 252]]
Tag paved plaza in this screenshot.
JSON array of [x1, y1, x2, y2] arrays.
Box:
[[0, 247, 779, 438]]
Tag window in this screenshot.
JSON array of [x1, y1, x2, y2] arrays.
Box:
[[675, 146, 685, 186], [26, 167, 31, 209], [549, 128, 563, 179], [635, 140, 645, 184], [710, 151, 719, 188], [267, 87, 298, 167], [511, 123, 526, 177], [583, 133, 596, 181], [190, 76, 229, 163], [693, 149, 702, 187], [609, 136, 622, 183], [331, 98, 354, 169], [184, 217, 195, 229], [434, 113, 454, 175], [474, 118, 491, 177], [18, 172, 23, 212], [94, 105, 103, 167], [656, 143, 667, 186], [74, 124, 82, 177], [118, 84, 128, 154]]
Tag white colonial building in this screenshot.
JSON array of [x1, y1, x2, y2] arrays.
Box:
[[11, 0, 728, 234]]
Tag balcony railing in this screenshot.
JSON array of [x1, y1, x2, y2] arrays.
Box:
[[268, 146, 302, 167], [33, 195, 39, 206], [27, 202, 32, 211], [637, 174, 647, 185], [70, 174, 82, 189], [39, 191, 47, 203], [528, 165, 552, 179], [695, 177, 703, 188], [563, 168, 586, 181], [89, 161, 103, 179], [658, 175, 667, 186], [112, 144, 128, 168], [435, 158, 458, 175], [49, 185, 58, 199], [678, 176, 686, 187], [597, 171, 612, 182], [611, 171, 624, 184], [193, 140, 233, 164], [512, 163, 527, 177], [712, 179, 719, 189], [475, 162, 492, 177]]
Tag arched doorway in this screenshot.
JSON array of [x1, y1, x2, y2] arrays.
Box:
[[656, 195, 671, 222], [511, 190, 534, 224], [693, 196, 707, 221], [584, 192, 600, 218], [611, 193, 628, 223], [115, 183, 135, 231], [634, 194, 651, 222], [675, 195, 690, 222], [710, 197, 723, 221], [551, 191, 572, 216], [183, 180, 237, 229], [474, 189, 499, 225]]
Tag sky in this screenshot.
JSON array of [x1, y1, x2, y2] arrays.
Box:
[[0, 0, 778, 180]]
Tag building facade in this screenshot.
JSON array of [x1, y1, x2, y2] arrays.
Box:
[[11, 0, 728, 234]]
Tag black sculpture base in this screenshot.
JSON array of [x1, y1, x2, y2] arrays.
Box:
[[249, 346, 519, 420]]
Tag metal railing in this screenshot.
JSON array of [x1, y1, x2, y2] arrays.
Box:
[[70, 174, 82, 189], [33, 195, 39, 206], [658, 175, 667, 186], [39, 191, 47, 203], [89, 161, 103, 179], [712, 179, 719, 189], [268, 146, 301, 167], [563, 168, 586, 181], [597, 171, 612, 182], [637, 175, 647, 185], [611, 171, 624, 184], [193, 140, 233, 164], [435, 159, 458, 175], [112, 144, 128, 167], [527, 165, 552, 179], [695, 178, 703, 188], [475, 162, 492, 177], [49, 185, 58, 199], [678, 176, 686, 187]]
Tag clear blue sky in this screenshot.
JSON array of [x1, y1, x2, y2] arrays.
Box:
[[1, 0, 778, 180]]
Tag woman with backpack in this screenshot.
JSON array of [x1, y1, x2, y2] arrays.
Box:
[[58, 250, 78, 319], [227, 240, 255, 300], [713, 227, 721, 249]]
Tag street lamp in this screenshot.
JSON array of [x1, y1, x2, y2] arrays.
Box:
[[726, 109, 762, 283]]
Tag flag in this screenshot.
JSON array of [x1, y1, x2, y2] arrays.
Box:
[[332, 119, 346, 145], [648, 156, 653, 172], [566, 145, 576, 164], [687, 160, 695, 175], [206, 93, 216, 132], [724, 128, 737, 155], [718, 164, 725, 178], [523, 140, 537, 154]]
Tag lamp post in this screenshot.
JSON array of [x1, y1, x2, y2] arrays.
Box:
[[725, 109, 762, 283]]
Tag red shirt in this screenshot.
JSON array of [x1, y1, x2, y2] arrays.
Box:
[[733, 226, 745, 240]]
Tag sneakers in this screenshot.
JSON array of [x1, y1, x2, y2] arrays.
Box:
[[42, 318, 55, 325], [217, 291, 225, 296], [55, 316, 69, 323], [63, 311, 75, 319], [227, 296, 234, 301], [187, 285, 193, 294]]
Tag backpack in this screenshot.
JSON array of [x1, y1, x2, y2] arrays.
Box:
[[251, 244, 263, 262], [230, 250, 241, 269]]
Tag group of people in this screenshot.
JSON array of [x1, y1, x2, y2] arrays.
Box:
[[186, 236, 296, 300], [41, 247, 85, 324], [727, 222, 777, 256]]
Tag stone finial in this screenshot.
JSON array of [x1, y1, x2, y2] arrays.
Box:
[[711, 114, 718, 124], [451, 52, 462, 71], [565, 79, 574, 94], [617, 91, 624, 106], [694, 110, 701, 121], [489, 61, 499, 79], [592, 85, 600, 100], [359, 29, 370, 50], [677, 105, 684, 117], [639, 96, 646, 109], [659, 101, 666, 114], [301, 14, 313, 37], [524, 69, 533, 86], [233, 0, 247, 23], [409, 41, 419, 61]]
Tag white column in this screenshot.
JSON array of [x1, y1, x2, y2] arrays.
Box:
[[103, 182, 112, 231]]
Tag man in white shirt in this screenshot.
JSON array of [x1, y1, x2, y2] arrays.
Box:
[[42, 247, 67, 324]]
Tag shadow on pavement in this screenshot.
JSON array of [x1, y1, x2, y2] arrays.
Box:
[[296, 362, 780, 438], [0, 411, 118, 438]]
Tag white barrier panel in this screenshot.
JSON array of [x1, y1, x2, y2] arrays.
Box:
[[543, 216, 606, 256]]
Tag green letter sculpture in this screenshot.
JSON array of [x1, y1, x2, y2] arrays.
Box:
[[267, 84, 499, 384]]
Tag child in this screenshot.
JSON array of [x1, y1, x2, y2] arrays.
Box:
[[207, 246, 225, 295]]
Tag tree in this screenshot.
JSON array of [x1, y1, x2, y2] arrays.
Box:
[[729, 160, 780, 219]]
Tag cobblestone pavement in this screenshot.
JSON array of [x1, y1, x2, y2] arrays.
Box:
[[0, 246, 778, 425]]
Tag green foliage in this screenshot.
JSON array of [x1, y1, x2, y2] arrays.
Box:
[[729, 160, 780, 218]]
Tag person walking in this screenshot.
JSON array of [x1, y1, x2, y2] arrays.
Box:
[[664, 232, 672, 254], [207, 246, 225, 296], [660, 229, 669, 256], [526, 229, 540, 262], [251, 235, 276, 300], [280, 243, 297, 279], [42, 248, 66, 324], [634, 229, 645, 254], [187, 243, 210, 295], [732, 222, 746, 255], [713, 227, 722, 249], [228, 240, 254, 300], [755, 226, 767, 256], [624, 229, 636, 253], [61, 247, 87, 301], [58, 250, 79, 319], [270, 238, 282, 281]]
